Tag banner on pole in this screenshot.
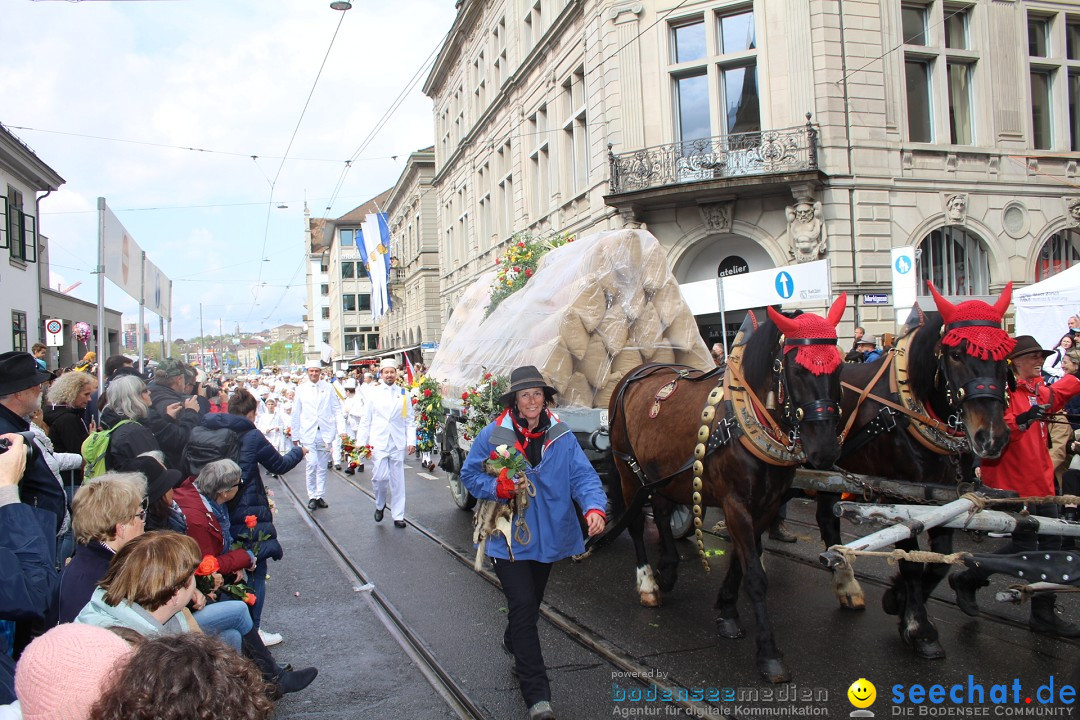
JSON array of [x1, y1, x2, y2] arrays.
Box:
[[143, 257, 172, 319], [679, 259, 832, 315], [101, 204, 143, 302]]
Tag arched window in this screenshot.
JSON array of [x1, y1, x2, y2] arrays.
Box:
[[1035, 229, 1080, 281], [917, 226, 990, 296]]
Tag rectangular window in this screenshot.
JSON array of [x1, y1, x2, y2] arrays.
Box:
[[902, 5, 928, 46], [1070, 72, 1080, 150], [905, 59, 934, 142], [357, 260, 369, 279], [1029, 16, 1049, 58], [719, 9, 755, 53], [320, 283, 329, 297], [675, 72, 710, 142], [359, 294, 371, 311], [343, 294, 357, 312], [340, 228, 354, 246], [341, 261, 354, 279], [366, 334, 379, 350], [321, 307, 330, 319], [0, 196, 7, 249], [1031, 69, 1053, 149], [944, 8, 969, 50], [11, 311, 27, 353], [1069, 21, 1080, 61], [723, 64, 760, 134], [344, 334, 361, 352], [528, 106, 550, 217], [562, 67, 589, 195], [322, 332, 330, 344], [947, 62, 973, 144], [673, 20, 706, 62]]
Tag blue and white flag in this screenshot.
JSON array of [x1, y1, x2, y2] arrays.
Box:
[[361, 212, 392, 321]]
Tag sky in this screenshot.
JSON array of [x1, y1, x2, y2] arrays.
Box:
[[1, 0, 457, 341]]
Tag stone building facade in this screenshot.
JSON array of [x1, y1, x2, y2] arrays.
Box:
[[424, 0, 1080, 346]]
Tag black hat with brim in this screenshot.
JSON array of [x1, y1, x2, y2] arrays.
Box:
[[125, 455, 184, 506], [499, 365, 558, 407], [0, 351, 55, 396], [1009, 335, 1054, 360]]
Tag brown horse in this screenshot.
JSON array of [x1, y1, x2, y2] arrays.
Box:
[[817, 284, 1013, 659], [608, 296, 846, 683]]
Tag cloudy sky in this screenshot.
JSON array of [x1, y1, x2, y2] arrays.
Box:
[[2, 0, 456, 340]]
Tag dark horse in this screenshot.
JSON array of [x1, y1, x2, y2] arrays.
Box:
[[816, 284, 1013, 659], [608, 296, 846, 683]]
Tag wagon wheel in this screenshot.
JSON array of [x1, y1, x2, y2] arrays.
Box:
[[669, 504, 698, 539], [448, 472, 477, 510]]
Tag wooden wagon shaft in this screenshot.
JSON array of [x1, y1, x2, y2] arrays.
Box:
[[834, 501, 1080, 537], [818, 496, 981, 568], [792, 468, 1018, 504]]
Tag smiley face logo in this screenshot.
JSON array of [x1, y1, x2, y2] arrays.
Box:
[[848, 678, 876, 708]]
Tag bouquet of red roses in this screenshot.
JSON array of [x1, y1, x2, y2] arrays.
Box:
[[194, 555, 257, 606]]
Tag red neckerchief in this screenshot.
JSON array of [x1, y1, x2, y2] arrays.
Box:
[[510, 408, 548, 459]]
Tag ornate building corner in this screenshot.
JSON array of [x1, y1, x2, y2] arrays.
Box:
[[1065, 196, 1080, 228], [943, 192, 968, 225], [785, 199, 826, 263], [698, 199, 735, 233], [617, 206, 645, 229]]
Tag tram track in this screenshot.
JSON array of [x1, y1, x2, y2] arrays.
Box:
[[327, 469, 728, 720]]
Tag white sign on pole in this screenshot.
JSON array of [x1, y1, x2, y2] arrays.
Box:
[[143, 257, 172, 319], [44, 318, 64, 347], [679, 259, 832, 315], [101, 204, 143, 302], [891, 246, 917, 327]]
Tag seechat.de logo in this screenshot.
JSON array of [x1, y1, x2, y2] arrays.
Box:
[[775, 271, 795, 299]]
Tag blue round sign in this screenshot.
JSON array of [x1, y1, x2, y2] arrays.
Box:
[[895, 255, 912, 274], [774, 271, 794, 299]]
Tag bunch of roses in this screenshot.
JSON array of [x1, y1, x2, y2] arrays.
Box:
[[193, 555, 257, 606], [485, 230, 574, 318], [410, 374, 444, 453], [461, 371, 508, 442]]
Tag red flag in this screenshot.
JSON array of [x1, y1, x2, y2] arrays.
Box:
[[403, 353, 415, 385]]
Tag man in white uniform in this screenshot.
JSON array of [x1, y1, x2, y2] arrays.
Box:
[[356, 359, 416, 528], [291, 361, 343, 510]]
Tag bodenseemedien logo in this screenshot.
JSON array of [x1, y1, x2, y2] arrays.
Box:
[[848, 678, 877, 718]]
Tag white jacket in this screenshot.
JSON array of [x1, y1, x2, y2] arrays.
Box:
[[290, 380, 343, 447], [355, 381, 417, 456]]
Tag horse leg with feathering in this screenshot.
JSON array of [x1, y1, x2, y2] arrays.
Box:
[[607, 294, 847, 683], [815, 283, 1013, 659]]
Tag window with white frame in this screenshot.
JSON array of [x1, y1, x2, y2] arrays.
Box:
[[1035, 229, 1080, 281], [917, 225, 991, 296], [902, 3, 978, 145], [444, 197, 455, 264], [524, 0, 542, 48], [497, 140, 514, 239], [668, 7, 759, 145], [528, 106, 550, 218], [561, 66, 588, 197], [11, 311, 27, 353], [1027, 12, 1080, 151], [473, 50, 487, 118], [456, 186, 469, 256], [477, 161, 491, 248], [4, 187, 36, 263], [493, 18, 508, 88]]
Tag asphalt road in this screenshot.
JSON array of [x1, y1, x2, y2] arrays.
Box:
[[261, 460, 1079, 719]]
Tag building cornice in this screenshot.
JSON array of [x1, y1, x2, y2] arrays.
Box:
[[0, 125, 65, 191]]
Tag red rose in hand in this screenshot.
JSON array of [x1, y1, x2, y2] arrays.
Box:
[[244, 515, 258, 529], [244, 592, 257, 606], [489, 450, 498, 460], [196, 556, 219, 576]]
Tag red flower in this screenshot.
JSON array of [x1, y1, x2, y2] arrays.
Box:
[[483, 373, 492, 380], [244, 515, 258, 529], [495, 257, 501, 264], [244, 592, 257, 606], [512, 266, 520, 273], [525, 269, 533, 278], [420, 414, 428, 422], [423, 388, 432, 397], [518, 242, 526, 248], [196, 556, 219, 576], [411, 397, 419, 405], [490, 450, 498, 460], [462, 392, 469, 400]]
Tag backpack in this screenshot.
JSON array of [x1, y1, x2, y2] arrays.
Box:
[[181, 425, 241, 477], [81, 419, 134, 480]]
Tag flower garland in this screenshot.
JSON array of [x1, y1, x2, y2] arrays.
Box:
[[485, 230, 574, 318], [461, 371, 509, 442], [340, 435, 372, 470], [411, 374, 444, 453]]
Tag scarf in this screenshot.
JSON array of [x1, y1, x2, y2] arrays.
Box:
[[510, 408, 550, 467]]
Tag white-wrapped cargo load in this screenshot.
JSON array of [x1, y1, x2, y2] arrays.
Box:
[[429, 229, 712, 410]]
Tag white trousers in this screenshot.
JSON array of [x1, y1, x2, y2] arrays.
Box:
[[332, 434, 343, 464], [371, 452, 406, 521], [304, 445, 331, 500]]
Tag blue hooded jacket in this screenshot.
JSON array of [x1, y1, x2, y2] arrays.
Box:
[[461, 410, 606, 563], [201, 413, 302, 562]]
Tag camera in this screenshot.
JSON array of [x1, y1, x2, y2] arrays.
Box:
[[0, 430, 39, 463]]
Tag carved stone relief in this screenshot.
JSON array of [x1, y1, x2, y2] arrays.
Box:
[[1066, 197, 1080, 228], [786, 200, 826, 263], [943, 192, 968, 225], [699, 200, 735, 233]]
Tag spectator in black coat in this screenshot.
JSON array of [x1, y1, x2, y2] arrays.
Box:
[[0, 352, 65, 533], [43, 371, 99, 502], [146, 358, 201, 469], [98, 375, 161, 472], [0, 433, 58, 704], [56, 470, 147, 624], [199, 388, 304, 635]]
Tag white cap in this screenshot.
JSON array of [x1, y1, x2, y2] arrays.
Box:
[[380, 358, 398, 371], [305, 358, 322, 370], [335, 369, 346, 378], [343, 378, 357, 389]]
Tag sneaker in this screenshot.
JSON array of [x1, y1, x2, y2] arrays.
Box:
[[528, 700, 556, 720], [307, 499, 318, 512], [317, 498, 328, 508], [259, 629, 283, 647]]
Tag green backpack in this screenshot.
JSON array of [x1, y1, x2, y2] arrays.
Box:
[[81, 419, 134, 480]]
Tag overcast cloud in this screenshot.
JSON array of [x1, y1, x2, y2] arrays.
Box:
[[1, 0, 456, 340]]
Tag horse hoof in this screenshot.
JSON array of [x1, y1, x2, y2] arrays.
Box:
[[757, 658, 791, 684], [912, 637, 946, 660], [716, 617, 744, 639], [837, 593, 866, 611], [639, 591, 662, 608]]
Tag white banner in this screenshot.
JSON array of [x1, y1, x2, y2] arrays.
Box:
[[891, 246, 917, 327], [143, 257, 172, 319], [101, 204, 142, 302], [679, 259, 832, 315]]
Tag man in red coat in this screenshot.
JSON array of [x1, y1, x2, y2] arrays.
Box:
[[949, 335, 1080, 637]]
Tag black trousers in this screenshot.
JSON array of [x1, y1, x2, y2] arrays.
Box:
[[492, 557, 552, 707]]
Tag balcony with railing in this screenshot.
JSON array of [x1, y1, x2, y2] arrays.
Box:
[[607, 117, 819, 198]]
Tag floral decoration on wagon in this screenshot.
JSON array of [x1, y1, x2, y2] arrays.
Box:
[[486, 230, 574, 318], [461, 371, 509, 442], [340, 435, 373, 472], [411, 374, 444, 454], [193, 555, 257, 605]]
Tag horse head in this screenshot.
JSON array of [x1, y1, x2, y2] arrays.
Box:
[[766, 293, 847, 469], [928, 282, 1014, 459]]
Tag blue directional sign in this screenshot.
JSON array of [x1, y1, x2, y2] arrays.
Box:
[[894, 255, 912, 274], [775, 271, 794, 299]]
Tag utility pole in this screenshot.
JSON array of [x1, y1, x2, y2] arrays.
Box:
[[199, 303, 205, 369]]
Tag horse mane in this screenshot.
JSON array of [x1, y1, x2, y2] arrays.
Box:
[[739, 308, 790, 391], [905, 310, 944, 403]]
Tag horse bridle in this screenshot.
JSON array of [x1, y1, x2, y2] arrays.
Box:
[[935, 320, 1009, 426], [775, 336, 843, 446]]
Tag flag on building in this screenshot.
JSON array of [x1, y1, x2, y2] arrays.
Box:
[[361, 212, 391, 321]]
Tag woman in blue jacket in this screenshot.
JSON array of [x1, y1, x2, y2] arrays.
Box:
[[460, 366, 606, 720], [200, 388, 304, 641]]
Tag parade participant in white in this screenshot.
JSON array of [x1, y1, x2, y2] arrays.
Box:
[[290, 362, 343, 510], [342, 379, 366, 476], [355, 359, 416, 528]]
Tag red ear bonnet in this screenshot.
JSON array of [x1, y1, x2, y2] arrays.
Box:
[[930, 281, 1016, 360], [767, 293, 846, 375]]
